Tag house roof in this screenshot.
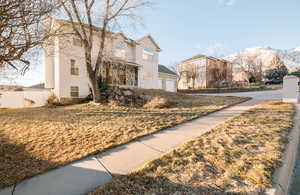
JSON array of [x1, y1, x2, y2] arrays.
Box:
[[137, 35, 162, 51], [180, 53, 230, 64], [181, 54, 206, 63], [52, 18, 160, 49], [158, 64, 177, 76], [28, 83, 45, 89]]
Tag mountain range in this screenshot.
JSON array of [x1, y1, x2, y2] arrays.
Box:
[[225, 46, 300, 72]]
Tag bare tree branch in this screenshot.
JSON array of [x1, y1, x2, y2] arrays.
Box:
[[0, 0, 60, 72]]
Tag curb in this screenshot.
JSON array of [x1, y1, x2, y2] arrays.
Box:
[[265, 104, 300, 195]]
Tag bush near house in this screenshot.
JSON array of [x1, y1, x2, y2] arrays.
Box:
[[91, 101, 294, 195], [0, 90, 249, 188]]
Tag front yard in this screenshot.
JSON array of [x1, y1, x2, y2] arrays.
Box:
[[0, 90, 248, 188], [91, 101, 294, 194]]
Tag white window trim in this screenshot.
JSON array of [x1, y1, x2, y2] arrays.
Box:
[[143, 48, 154, 60]]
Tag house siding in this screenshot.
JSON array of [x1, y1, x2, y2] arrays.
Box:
[[158, 72, 177, 92]]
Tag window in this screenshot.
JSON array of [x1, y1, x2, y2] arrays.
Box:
[[143, 48, 154, 61], [73, 37, 82, 47], [114, 40, 126, 58], [115, 40, 125, 49], [70, 59, 79, 76], [70, 86, 79, 97]]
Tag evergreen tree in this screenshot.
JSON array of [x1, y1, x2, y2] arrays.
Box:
[[265, 55, 288, 80]]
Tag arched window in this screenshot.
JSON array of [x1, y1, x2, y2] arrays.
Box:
[[115, 40, 126, 58], [115, 40, 125, 50]]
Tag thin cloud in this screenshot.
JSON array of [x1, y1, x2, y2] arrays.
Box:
[[195, 42, 236, 58], [203, 43, 226, 58], [218, 0, 236, 6]]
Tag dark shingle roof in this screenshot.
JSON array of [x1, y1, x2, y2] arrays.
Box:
[[28, 83, 45, 89], [158, 64, 177, 76]]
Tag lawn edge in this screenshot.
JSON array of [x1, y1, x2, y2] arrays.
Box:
[[265, 104, 300, 195]]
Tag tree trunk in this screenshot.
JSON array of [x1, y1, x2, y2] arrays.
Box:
[[90, 76, 101, 103], [192, 78, 195, 89]]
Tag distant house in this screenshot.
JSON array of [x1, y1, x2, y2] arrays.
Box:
[[43, 19, 177, 102], [178, 54, 233, 89]]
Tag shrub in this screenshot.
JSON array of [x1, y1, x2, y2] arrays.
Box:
[[46, 95, 58, 107], [143, 96, 170, 109]]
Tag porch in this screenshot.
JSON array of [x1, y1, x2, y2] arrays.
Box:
[[100, 60, 140, 88]]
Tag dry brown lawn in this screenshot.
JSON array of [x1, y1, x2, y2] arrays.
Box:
[[0, 90, 248, 188], [91, 101, 294, 195]]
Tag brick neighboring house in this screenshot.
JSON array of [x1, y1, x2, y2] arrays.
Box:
[[178, 54, 233, 89]]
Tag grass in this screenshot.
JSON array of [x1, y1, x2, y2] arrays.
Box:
[[0, 90, 249, 188], [90, 101, 294, 195], [179, 84, 283, 94]]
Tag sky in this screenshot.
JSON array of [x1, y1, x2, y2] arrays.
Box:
[[7, 0, 300, 86], [134, 0, 300, 66]]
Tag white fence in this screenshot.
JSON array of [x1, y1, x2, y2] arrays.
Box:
[[0, 90, 52, 108]]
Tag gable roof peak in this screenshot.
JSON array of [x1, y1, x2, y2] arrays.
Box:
[[137, 35, 161, 51]]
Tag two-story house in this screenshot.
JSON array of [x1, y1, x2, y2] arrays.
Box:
[[43, 19, 177, 101], [178, 54, 233, 89]]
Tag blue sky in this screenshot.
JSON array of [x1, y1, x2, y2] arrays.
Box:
[[10, 0, 300, 86], [131, 0, 300, 66]]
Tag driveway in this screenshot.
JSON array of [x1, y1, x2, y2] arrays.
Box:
[[198, 89, 284, 101]]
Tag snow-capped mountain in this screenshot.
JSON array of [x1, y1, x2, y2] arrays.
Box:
[[226, 46, 300, 72]]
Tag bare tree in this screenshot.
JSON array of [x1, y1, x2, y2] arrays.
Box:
[[210, 67, 226, 88], [232, 54, 263, 84], [0, 0, 59, 74], [169, 62, 183, 88], [58, 0, 151, 103], [183, 63, 200, 89]]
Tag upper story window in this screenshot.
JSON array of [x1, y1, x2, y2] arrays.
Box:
[[143, 48, 154, 61], [73, 37, 83, 47], [114, 40, 126, 58], [70, 59, 79, 76], [115, 40, 125, 49]]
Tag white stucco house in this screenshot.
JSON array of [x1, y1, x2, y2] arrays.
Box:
[[43, 19, 177, 101]]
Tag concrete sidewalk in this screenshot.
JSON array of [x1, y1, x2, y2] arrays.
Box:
[[0, 99, 263, 195]]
